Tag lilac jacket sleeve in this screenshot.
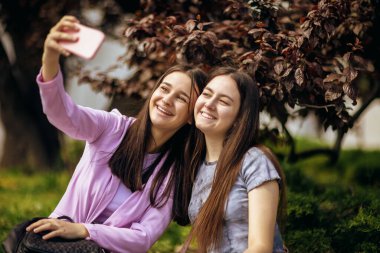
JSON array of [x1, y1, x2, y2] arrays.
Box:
[[36, 69, 110, 142], [84, 196, 173, 253]]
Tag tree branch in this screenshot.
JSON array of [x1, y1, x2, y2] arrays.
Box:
[[285, 76, 379, 164], [350, 77, 380, 124], [295, 103, 336, 110]]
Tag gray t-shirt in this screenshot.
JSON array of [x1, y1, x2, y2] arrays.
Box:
[[188, 147, 285, 253]]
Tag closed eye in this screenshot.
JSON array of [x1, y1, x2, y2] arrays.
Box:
[[220, 99, 229, 105], [202, 91, 212, 97], [178, 96, 189, 103], [159, 85, 170, 93]]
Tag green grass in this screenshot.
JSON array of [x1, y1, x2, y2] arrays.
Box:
[[0, 170, 69, 246], [0, 170, 188, 253], [1, 144, 380, 252]]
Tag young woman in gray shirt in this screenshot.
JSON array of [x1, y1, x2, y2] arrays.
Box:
[[184, 67, 287, 253]]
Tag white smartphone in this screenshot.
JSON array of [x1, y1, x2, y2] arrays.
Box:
[[58, 23, 105, 60]]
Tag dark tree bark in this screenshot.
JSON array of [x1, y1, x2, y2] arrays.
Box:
[[0, 1, 66, 170], [0, 52, 61, 170]]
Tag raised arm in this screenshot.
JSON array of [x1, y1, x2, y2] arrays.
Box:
[[36, 69, 114, 142], [37, 16, 117, 142], [42, 15, 79, 81]]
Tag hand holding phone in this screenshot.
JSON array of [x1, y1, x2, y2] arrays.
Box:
[[58, 24, 105, 60]]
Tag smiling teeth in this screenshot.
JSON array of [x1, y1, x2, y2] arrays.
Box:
[[157, 106, 172, 115], [201, 111, 216, 119]]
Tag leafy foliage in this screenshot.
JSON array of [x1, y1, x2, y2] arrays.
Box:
[[87, 0, 379, 135], [72, 0, 380, 162], [283, 150, 380, 253]]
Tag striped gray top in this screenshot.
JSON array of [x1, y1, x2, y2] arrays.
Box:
[[188, 147, 285, 253]]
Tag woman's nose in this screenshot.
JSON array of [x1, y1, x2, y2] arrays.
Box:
[[204, 98, 216, 110], [162, 93, 174, 105]]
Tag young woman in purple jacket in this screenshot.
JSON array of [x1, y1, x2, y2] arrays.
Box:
[[24, 16, 207, 253]]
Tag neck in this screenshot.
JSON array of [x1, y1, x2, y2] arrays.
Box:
[[204, 134, 225, 162], [148, 126, 174, 153]]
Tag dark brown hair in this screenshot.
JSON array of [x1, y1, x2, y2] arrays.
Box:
[[186, 67, 286, 252], [109, 65, 207, 225]]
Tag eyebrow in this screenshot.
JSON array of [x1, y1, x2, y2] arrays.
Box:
[[204, 87, 234, 102], [161, 82, 191, 99]]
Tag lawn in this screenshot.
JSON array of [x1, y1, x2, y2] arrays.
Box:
[[0, 170, 190, 253], [1, 144, 380, 252]]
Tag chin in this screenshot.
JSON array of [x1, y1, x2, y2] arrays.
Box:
[[195, 123, 210, 133]]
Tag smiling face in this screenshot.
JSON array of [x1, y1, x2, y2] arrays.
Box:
[[194, 75, 241, 139], [149, 71, 196, 135]]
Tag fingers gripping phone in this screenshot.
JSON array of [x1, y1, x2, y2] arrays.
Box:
[[58, 24, 105, 60]]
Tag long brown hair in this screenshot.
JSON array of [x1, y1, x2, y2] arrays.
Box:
[[186, 67, 286, 252], [109, 65, 207, 225]]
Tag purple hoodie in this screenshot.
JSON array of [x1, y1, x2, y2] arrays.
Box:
[[36, 69, 173, 253]]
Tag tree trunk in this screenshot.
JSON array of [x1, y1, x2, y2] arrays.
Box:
[[0, 60, 61, 171]]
